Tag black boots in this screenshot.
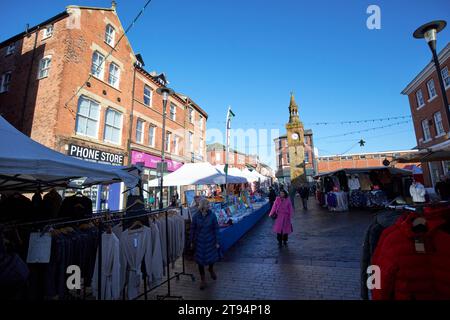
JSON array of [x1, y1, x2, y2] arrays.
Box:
[[200, 275, 206, 290], [278, 234, 288, 247]]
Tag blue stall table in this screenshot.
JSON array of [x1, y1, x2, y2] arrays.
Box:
[[219, 200, 270, 253]]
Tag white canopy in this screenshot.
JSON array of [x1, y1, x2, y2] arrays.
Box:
[[216, 165, 268, 183], [148, 162, 247, 187], [0, 116, 140, 192]]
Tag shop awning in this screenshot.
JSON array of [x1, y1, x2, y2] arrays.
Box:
[[0, 116, 140, 192], [147, 162, 248, 187], [394, 150, 450, 163]]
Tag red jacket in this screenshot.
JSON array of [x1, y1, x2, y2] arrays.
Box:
[[371, 207, 450, 300]]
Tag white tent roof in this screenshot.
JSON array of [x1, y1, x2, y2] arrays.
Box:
[[148, 162, 247, 187], [0, 116, 139, 192], [216, 165, 268, 183]]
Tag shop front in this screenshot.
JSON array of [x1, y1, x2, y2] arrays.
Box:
[[131, 150, 183, 209], [66, 143, 125, 211]]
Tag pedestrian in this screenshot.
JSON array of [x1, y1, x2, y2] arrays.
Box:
[[299, 184, 309, 210], [268, 189, 294, 247], [190, 199, 220, 290], [435, 175, 450, 201], [268, 187, 277, 210], [288, 184, 297, 209]]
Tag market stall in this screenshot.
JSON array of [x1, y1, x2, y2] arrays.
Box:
[[148, 162, 269, 253], [0, 116, 139, 193], [314, 167, 413, 211]]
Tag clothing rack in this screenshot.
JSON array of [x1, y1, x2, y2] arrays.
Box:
[[0, 205, 194, 301]]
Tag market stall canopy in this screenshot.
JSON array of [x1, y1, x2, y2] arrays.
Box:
[[314, 166, 413, 179], [394, 150, 450, 163], [215, 165, 253, 183], [242, 168, 268, 182], [0, 116, 140, 192], [148, 162, 247, 187]]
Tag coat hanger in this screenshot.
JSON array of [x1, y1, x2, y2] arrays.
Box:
[[126, 198, 144, 211], [129, 220, 143, 230]]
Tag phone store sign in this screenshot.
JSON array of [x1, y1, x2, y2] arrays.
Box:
[[131, 150, 183, 172], [69, 144, 124, 165]]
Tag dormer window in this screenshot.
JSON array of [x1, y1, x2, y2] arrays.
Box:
[[43, 25, 54, 39], [6, 43, 15, 56]]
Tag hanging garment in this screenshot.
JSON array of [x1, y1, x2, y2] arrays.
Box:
[[42, 189, 63, 219], [324, 177, 334, 193], [336, 171, 349, 192], [331, 176, 341, 191], [371, 208, 450, 300], [360, 210, 403, 300], [91, 232, 121, 300], [410, 182, 426, 203], [174, 215, 186, 260], [335, 192, 349, 211], [120, 226, 153, 300], [359, 174, 372, 191], [349, 190, 366, 208], [157, 218, 168, 271], [327, 193, 338, 208], [59, 195, 92, 220], [149, 222, 163, 285], [348, 175, 361, 191], [367, 190, 388, 207]]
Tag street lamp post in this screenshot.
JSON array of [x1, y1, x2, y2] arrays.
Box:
[[156, 86, 174, 210], [414, 20, 449, 136]]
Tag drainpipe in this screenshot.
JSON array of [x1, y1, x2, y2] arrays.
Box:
[[20, 26, 39, 134], [127, 65, 137, 165]]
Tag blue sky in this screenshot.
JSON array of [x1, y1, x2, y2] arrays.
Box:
[[1, 0, 449, 169]]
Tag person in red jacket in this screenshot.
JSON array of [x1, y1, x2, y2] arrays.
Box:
[[371, 206, 450, 300]]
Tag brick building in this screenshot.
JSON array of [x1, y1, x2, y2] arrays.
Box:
[[274, 130, 317, 185], [206, 143, 259, 170], [0, 3, 207, 209], [317, 150, 420, 173], [401, 43, 450, 187]]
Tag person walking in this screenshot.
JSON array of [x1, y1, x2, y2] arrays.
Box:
[[268, 189, 294, 247], [299, 184, 309, 210], [435, 175, 450, 201], [288, 184, 297, 210], [268, 187, 277, 210], [190, 199, 220, 290]]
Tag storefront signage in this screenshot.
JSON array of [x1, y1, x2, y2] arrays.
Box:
[[69, 144, 124, 165], [131, 150, 183, 172]]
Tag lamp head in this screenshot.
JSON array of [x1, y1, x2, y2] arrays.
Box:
[[413, 20, 446, 50], [156, 87, 174, 101]]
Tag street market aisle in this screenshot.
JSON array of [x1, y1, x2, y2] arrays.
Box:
[[150, 197, 374, 300]]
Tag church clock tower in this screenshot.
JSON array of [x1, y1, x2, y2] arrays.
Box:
[[285, 92, 306, 188]]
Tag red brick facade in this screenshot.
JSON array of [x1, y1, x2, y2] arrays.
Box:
[[206, 143, 259, 170], [0, 5, 207, 167], [317, 150, 420, 173], [401, 43, 450, 187]]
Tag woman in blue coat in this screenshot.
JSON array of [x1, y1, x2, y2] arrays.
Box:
[[190, 199, 220, 290]]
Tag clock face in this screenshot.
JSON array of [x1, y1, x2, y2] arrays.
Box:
[[291, 133, 299, 140]]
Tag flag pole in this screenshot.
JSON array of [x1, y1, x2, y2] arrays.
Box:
[[225, 106, 234, 204]]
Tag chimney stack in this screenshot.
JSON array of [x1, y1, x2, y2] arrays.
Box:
[[111, 1, 117, 11]]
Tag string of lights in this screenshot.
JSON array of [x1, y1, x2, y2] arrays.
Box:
[[207, 115, 411, 127]]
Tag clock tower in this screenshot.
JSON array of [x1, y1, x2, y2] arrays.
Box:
[[285, 92, 306, 188]]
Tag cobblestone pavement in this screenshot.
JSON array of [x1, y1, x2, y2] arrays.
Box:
[[148, 197, 375, 300]]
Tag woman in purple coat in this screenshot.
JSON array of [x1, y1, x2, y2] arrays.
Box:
[[269, 189, 294, 247]]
